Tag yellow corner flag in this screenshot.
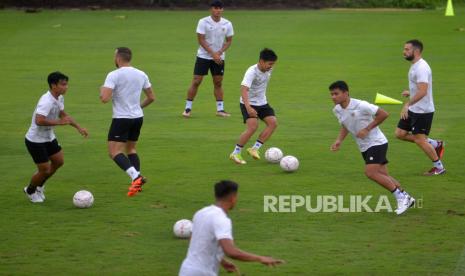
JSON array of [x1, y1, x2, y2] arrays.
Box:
[[374, 93, 403, 105], [446, 0, 454, 16]]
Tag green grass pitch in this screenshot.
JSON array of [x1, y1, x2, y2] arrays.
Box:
[[1, 7, 465, 275]]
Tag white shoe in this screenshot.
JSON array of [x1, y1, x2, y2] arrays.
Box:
[[395, 195, 415, 215], [23, 187, 44, 203], [36, 185, 46, 201], [182, 109, 191, 118]]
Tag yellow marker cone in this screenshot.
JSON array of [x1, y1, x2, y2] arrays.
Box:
[[374, 93, 403, 105], [446, 0, 454, 16]]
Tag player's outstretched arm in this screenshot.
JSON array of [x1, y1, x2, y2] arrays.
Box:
[[141, 87, 155, 108], [100, 87, 112, 103], [219, 239, 284, 267], [331, 126, 348, 151], [59, 111, 88, 137]]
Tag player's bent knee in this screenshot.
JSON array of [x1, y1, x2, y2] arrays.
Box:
[[53, 159, 64, 168], [364, 169, 377, 180], [394, 129, 406, 139], [38, 164, 52, 175], [213, 80, 222, 88], [192, 77, 203, 86]]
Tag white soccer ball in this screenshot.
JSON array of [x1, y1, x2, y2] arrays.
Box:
[[173, 219, 193, 239], [265, 147, 284, 163], [73, 190, 94, 208], [280, 155, 299, 172]]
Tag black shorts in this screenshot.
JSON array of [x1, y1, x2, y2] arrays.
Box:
[[240, 103, 275, 123], [361, 143, 389, 165], [397, 111, 434, 135], [25, 138, 62, 164], [108, 117, 143, 142], [193, 57, 224, 76]]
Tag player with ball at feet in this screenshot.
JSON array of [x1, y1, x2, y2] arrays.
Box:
[[329, 81, 415, 215], [24, 72, 88, 203], [230, 48, 278, 164]]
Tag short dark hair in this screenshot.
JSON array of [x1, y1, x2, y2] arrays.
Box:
[[214, 180, 238, 199], [210, 0, 223, 8], [47, 71, 68, 88], [259, 48, 278, 62], [406, 39, 423, 52], [329, 80, 349, 92], [116, 47, 132, 62]]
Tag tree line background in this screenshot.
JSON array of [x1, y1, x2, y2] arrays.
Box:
[[0, 0, 458, 9]]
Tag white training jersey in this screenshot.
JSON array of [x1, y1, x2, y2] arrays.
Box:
[[333, 98, 388, 152], [179, 205, 233, 276], [196, 16, 234, 60], [25, 91, 64, 143], [103, 66, 151, 119], [408, 58, 435, 113], [240, 64, 272, 106]]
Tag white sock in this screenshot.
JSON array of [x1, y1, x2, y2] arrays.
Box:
[[185, 100, 193, 111], [126, 167, 139, 180], [433, 159, 444, 170], [216, 101, 224, 112], [427, 138, 438, 148], [252, 140, 263, 150], [233, 144, 243, 154], [392, 188, 405, 201]]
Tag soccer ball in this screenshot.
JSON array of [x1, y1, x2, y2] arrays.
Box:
[[280, 155, 299, 172], [73, 190, 94, 208], [265, 147, 283, 163], [173, 219, 193, 239]]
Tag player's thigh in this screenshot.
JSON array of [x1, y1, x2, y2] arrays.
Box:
[[48, 148, 64, 167], [108, 118, 131, 142], [245, 117, 259, 131], [127, 117, 143, 142], [411, 112, 434, 135], [258, 104, 276, 123], [193, 57, 210, 76], [378, 164, 390, 176], [210, 60, 225, 77], [365, 163, 383, 177], [240, 103, 258, 124], [25, 139, 49, 164], [396, 114, 412, 134], [108, 141, 126, 157], [262, 115, 278, 128], [211, 74, 223, 87], [362, 144, 388, 165]]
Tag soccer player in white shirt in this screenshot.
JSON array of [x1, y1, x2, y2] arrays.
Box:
[[230, 48, 278, 164], [24, 72, 88, 203], [330, 81, 415, 215], [179, 180, 284, 276], [100, 47, 155, 196], [395, 39, 445, 176], [182, 0, 234, 118]]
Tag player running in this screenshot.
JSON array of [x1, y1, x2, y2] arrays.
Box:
[[330, 80, 415, 215]]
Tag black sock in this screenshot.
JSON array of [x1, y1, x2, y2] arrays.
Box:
[[26, 185, 37, 195], [39, 176, 50, 187], [128, 153, 140, 172], [113, 153, 132, 171]]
